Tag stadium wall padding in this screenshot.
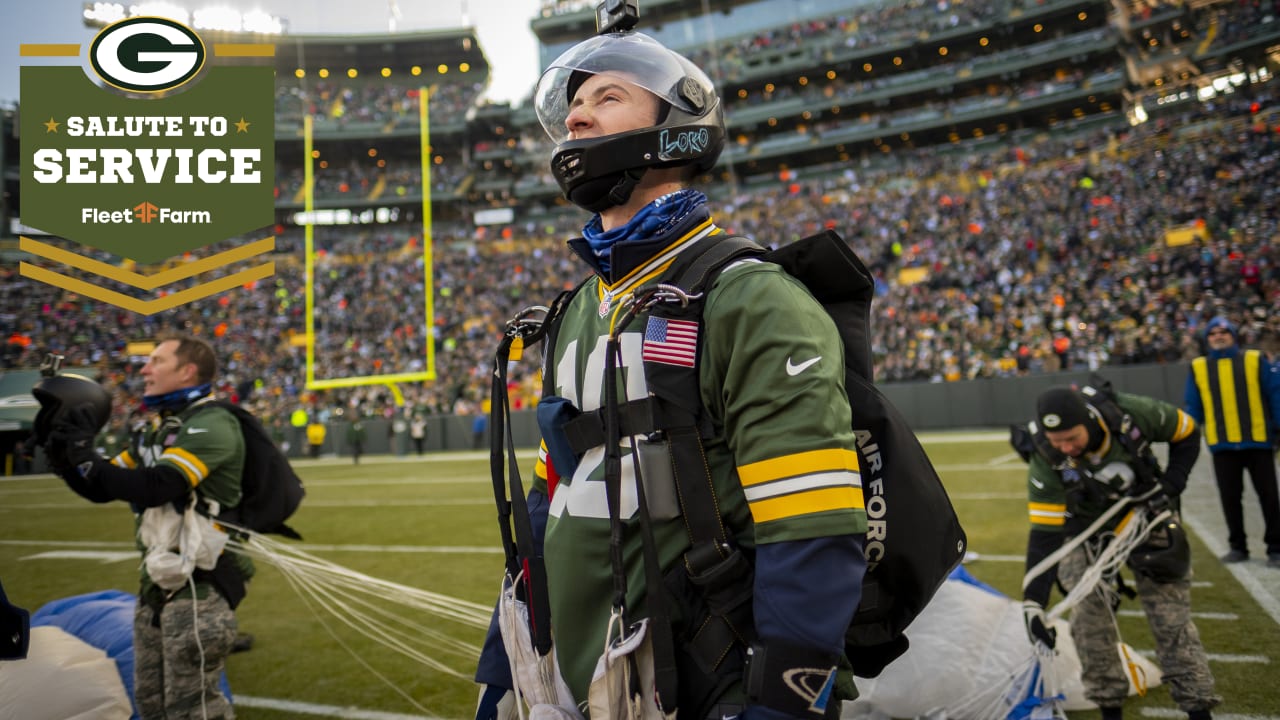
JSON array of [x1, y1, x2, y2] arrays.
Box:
[[6, 362, 1195, 471]]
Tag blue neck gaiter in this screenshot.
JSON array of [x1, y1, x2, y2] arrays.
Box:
[[143, 382, 213, 412], [580, 189, 707, 275]]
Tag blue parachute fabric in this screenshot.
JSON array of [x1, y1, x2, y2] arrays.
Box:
[[32, 590, 233, 720], [947, 563, 1005, 598]]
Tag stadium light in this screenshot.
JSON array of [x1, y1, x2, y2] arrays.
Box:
[[82, 2, 286, 34]]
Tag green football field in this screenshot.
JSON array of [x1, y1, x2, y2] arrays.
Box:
[[2, 436, 1278, 719]]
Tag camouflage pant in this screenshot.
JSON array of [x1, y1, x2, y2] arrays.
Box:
[[1058, 542, 1220, 713], [133, 590, 238, 719]]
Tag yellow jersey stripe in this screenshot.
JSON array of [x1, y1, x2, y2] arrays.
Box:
[[1114, 508, 1138, 535], [1171, 409, 1197, 443], [111, 450, 136, 469], [1029, 501, 1066, 527], [1245, 351, 1267, 442], [161, 447, 208, 486], [534, 442, 549, 481], [743, 470, 864, 504], [1192, 357, 1217, 445], [597, 219, 718, 299], [750, 486, 865, 524], [738, 448, 861, 487]]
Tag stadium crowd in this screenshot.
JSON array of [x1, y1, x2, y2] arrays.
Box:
[[3, 83, 1276, 439]]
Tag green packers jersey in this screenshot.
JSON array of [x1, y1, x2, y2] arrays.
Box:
[[113, 398, 250, 595], [1027, 392, 1196, 532], [539, 222, 868, 701]]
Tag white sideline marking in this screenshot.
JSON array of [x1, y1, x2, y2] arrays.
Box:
[[304, 498, 491, 508], [234, 695, 440, 719], [20, 550, 136, 563], [1117, 609, 1238, 620], [949, 492, 1023, 501], [918, 431, 1009, 443], [304, 477, 494, 487], [1142, 709, 1279, 720], [962, 554, 1024, 563], [1137, 649, 1269, 664], [987, 451, 1023, 465], [935, 463, 1026, 472]]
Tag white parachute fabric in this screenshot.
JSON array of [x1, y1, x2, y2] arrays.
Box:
[[0, 626, 131, 720], [497, 572, 580, 720], [586, 614, 675, 720], [849, 569, 1161, 720], [139, 502, 229, 591]]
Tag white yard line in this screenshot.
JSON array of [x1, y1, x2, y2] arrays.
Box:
[[1117, 609, 1238, 620], [234, 695, 444, 720], [1142, 710, 1278, 720]]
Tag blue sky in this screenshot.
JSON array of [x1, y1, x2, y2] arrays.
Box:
[[2, 0, 544, 107]]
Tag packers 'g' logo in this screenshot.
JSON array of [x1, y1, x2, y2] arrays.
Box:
[[89, 17, 206, 93]]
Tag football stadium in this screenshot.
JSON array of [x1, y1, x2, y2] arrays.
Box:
[[1, 0, 1279, 718]]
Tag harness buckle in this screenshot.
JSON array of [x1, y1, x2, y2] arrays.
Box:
[[503, 305, 551, 341]]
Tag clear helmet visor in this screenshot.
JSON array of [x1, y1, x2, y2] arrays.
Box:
[[534, 32, 716, 144]]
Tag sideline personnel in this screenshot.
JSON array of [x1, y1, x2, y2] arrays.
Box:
[[1183, 316, 1280, 567], [39, 336, 251, 719], [1021, 385, 1218, 720]]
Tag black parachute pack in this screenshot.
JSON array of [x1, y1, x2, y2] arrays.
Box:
[[190, 400, 305, 540], [491, 230, 967, 698], [649, 231, 967, 676]]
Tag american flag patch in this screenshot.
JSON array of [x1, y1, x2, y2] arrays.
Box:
[[642, 316, 699, 367]]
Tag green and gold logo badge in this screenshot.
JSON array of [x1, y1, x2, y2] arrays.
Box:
[[19, 18, 275, 313]]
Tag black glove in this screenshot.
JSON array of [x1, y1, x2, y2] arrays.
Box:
[[1022, 600, 1056, 651], [848, 634, 910, 678], [47, 403, 103, 479], [1158, 468, 1188, 497]]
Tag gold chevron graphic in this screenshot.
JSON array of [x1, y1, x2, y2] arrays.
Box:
[[19, 261, 276, 315], [19, 44, 80, 57], [20, 236, 275, 290], [214, 44, 276, 57]]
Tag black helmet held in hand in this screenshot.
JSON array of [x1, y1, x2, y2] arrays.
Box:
[[534, 31, 725, 212], [31, 373, 112, 446], [1127, 518, 1192, 583]]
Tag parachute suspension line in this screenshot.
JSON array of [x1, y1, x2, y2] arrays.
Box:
[[1046, 505, 1170, 622], [273, 551, 439, 716], [953, 502, 1169, 720], [225, 529, 490, 692], [227, 526, 491, 626]]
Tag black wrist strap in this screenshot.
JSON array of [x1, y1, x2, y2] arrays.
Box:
[[743, 639, 840, 718]]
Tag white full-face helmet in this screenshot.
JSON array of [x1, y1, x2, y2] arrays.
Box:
[[534, 31, 725, 212]]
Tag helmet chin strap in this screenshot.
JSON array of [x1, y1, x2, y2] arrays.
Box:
[[572, 166, 648, 213]]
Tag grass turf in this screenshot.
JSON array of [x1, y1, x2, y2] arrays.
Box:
[[2, 439, 1277, 718]]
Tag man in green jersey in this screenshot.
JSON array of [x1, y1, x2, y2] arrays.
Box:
[[45, 336, 250, 719], [1022, 386, 1218, 720], [475, 28, 868, 720]]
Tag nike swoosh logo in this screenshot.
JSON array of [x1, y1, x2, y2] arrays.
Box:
[[1030, 477, 1045, 489], [187, 428, 209, 435], [786, 356, 822, 376]]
